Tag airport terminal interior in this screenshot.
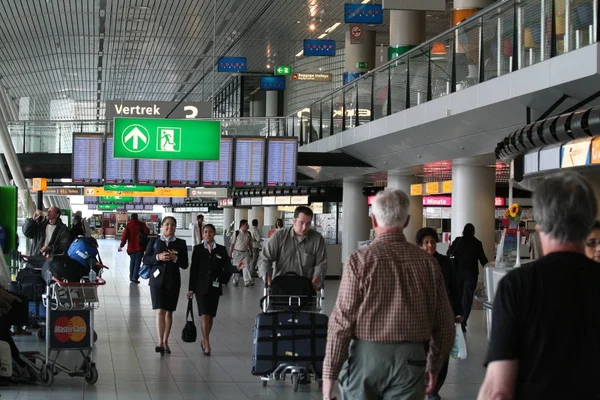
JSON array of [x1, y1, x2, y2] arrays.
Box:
[[1, 0, 600, 398]]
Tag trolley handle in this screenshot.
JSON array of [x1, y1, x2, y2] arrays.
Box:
[[52, 277, 107, 287]]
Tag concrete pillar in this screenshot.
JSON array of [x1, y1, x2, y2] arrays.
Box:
[[342, 177, 371, 264], [248, 206, 265, 228], [234, 208, 249, 229], [265, 91, 279, 117], [344, 28, 376, 84], [223, 207, 234, 235], [389, 10, 426, 60], [264, 206, 280, 228], [386, 171, 423, 245], [451, 162, 496, 265], [250, 92, 267, 118], [452, 0, 494, 25]]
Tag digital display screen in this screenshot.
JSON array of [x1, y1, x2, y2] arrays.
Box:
[[266, 138, 298, 187], [137, 159, 167, 185], [157, 197, 171, 206], [87, 205, 97, 210], [172, 197, 185, 205], [72, 134, 103, 184], [142, 197, 155, 204], [133, 197, 142, 204], [234, 137, 265, 187], [125, 204, 139, 211], [169, 160, 200, 186], [144, 204, 154, 211], [202, 137, 233, 186], [105, 137, 135, 184], [84, 196, 98, 204]]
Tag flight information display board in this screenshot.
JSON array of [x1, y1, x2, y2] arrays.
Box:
[[72, 134, 104, 184], [266, 138, 298, 187], [137, 159, 167, 185], [169, 160, 200, 186], [202, 137, 233, 187], [233, 137, 266, 187], [105, 137, 135, 184], [84, 196, 98, 204], [142, 197, 155, 204], [172, 197, 185, 205], [157, 197, 171, 206], [144, 204, 154, 211]]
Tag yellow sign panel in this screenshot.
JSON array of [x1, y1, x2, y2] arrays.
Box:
[[32, 178, 47, 191], [410, 184, 423, 196], [592, 137, 600, 164], [84, 187, 187, 198], [425, 182, 440, 195], [442, 180, 453, 193]]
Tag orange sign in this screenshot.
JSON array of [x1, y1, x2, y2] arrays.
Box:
[[592, 137, 600, 164], [442, 180, 453, 193], [32, 178, 47, 191], [425, 182, 440, 195], [84, 187, 187, 197], [410, 184, 423, 196]]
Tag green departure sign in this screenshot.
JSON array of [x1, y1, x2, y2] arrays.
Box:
[[356, 61, 369, 69], [113, 118, 221, 161], [98, 204, 118, 211], [275, 65, 292, 75], [104, 185, 155, 192], [100, 196, 134, 203]]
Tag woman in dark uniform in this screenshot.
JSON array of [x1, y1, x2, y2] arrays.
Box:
[[187, 224, 232, 356], [143, 216, 188, 355]]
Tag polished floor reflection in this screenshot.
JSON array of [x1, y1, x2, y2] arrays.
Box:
[[5, 239, 487, 399]]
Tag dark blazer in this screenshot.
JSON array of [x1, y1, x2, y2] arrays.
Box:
[[143, 237, 189, 290], [434, 252, 463, 317], [447, 236, 488, 279], [22, 218, 72, 256], [189, 243, 232, 296]]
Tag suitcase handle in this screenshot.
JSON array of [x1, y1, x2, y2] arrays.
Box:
[[288, 296, 301, 307]]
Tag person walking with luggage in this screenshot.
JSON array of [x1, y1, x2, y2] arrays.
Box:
[[229, 220, 253, 287], [322, 189, 454, 400], [478, 172, 600, 399], [187, 224, 233, 356], [118, 213, 150, 284], [447, 223, 488, 332], [417, 227, 463, 400], [22, 206, 71, 256], [143, 216, 188, 355], [258, 206, 327, 291]]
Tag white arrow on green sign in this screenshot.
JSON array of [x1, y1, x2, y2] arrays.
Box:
[[113, 118, 221, 161], [275, 65, 292, 75]]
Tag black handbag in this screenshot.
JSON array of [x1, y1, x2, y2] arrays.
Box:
[[181, 299, 197, 343]]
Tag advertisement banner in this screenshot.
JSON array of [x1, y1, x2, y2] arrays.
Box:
[[217, 57, 247, 72], [50, 310, 92, 349], [344, 4, 384, 24], [303, 39, 336, 57]]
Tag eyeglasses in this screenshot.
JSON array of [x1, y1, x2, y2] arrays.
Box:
[[586, 239, 600, 248]]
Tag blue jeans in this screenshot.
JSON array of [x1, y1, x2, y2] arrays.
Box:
[[129, 251, 143, 280]]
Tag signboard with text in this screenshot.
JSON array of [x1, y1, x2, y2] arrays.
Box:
[[275, 65, 292, 75], [113, 118, 221, 161], [291, 72, 333, 82], [259, 76, 286, 91], [561, 138, 592, 168], [303, 39, 336, 57], [105, 101, 212, 120], [217, 57, 247, 72], [344, 4, 383, 24]]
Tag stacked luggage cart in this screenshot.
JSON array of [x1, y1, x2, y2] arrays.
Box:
[[252, 272, 328, 392]]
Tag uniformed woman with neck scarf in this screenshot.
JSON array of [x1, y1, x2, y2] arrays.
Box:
[[143, 216, 188, 355]]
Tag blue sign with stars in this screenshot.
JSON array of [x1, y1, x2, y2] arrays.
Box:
[[344, 4, 383, 24], [217, 57, 247, 73], [303, 39, 336, 57], [259, 76, 286, 91]]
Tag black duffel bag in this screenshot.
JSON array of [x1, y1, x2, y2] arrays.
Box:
[[42, 254, 89, 283], [11, 268, 45, 301], [262, 272, 315, 311]]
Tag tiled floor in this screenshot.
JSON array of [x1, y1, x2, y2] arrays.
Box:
[[4, 239, 488, 399]]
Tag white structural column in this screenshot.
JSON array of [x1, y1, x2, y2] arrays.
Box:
[[223, 207, 234, 234], [452, 0, 494, 25], [451, 162, 496, 263], [265, 91, 279, 118], [264, 206, 280, 228], [234, 208, 249, 229], [386, 170, 423, 244], [248, 206, 265, 227], [389, 10, 426, 60], [341, 177, 371, 265]]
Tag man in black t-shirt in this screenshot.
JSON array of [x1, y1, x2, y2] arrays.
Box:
[[478, 171, 600, 400]]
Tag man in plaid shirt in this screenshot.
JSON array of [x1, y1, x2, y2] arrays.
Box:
[[322, 188, 455, 400]]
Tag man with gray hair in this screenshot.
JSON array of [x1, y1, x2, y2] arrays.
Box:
[[479, 171, 600, 400], [322, 189, 455, 400]]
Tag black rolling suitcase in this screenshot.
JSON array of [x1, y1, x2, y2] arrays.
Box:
[[11, 267, 45, 301], [252, 311, 328, 377]]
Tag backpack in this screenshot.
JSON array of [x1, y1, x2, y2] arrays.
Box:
[[42, 254, 89, 283], [138, 223, 149, 247], [67, 237, 98, 268]]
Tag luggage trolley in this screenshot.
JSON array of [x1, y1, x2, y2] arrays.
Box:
[[253, 274, 327, 392], [19, 274, 106, 386]]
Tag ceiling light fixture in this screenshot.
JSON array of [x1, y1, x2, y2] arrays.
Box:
[[309, 24, 316, 31], [325, 22, 341, 33], [361, 0, 371, 3], [296, 50, 304, 57], [318, 34, 327, 39], [266, 64, 271, 68]]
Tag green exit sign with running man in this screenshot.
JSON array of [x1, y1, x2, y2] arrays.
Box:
[[113, 118, 221, 161], [275, 65, 292, 75]]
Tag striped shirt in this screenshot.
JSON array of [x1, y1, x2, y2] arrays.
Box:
[[323, 232, 455, 379]]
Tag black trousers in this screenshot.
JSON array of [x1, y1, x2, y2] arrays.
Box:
[[460, 276, 478, 327], [430, 356, 450, 397]]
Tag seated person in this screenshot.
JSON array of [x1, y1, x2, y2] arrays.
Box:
[[0, 288, 28, 378], [258, 206, 327, 291]]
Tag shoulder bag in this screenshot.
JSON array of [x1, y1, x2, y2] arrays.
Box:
[[139, 239, 159, 280], [181, 299, 197, 343]]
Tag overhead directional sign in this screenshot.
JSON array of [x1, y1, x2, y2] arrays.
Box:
[[85, 187, 187, 198], [104, 185, 155, 192], [100, 196, 134, 203], [303, 39, 336, 57], [260, 76, 286, 90], [43, 188, 83, 196], [291, 72, 333, 82], [344, 4, 384, 24], [217, 57, 247, 72], [113, 118, 221, 161], [105, 101, 212, 120], [275, 65, 292, 75]]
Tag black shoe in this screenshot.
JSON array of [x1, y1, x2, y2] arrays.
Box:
[[155, 346, 165, 355], [130, 279, 140, 284]]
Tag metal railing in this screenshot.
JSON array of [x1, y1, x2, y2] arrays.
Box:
[[291, 0, 598, 145], [6, 117, 301, 154]]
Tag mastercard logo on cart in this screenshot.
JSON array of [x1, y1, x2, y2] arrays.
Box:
[[53, 316, 87, 343]]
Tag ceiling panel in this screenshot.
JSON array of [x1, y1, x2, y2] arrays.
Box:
[[0, 0, 455, 120]]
